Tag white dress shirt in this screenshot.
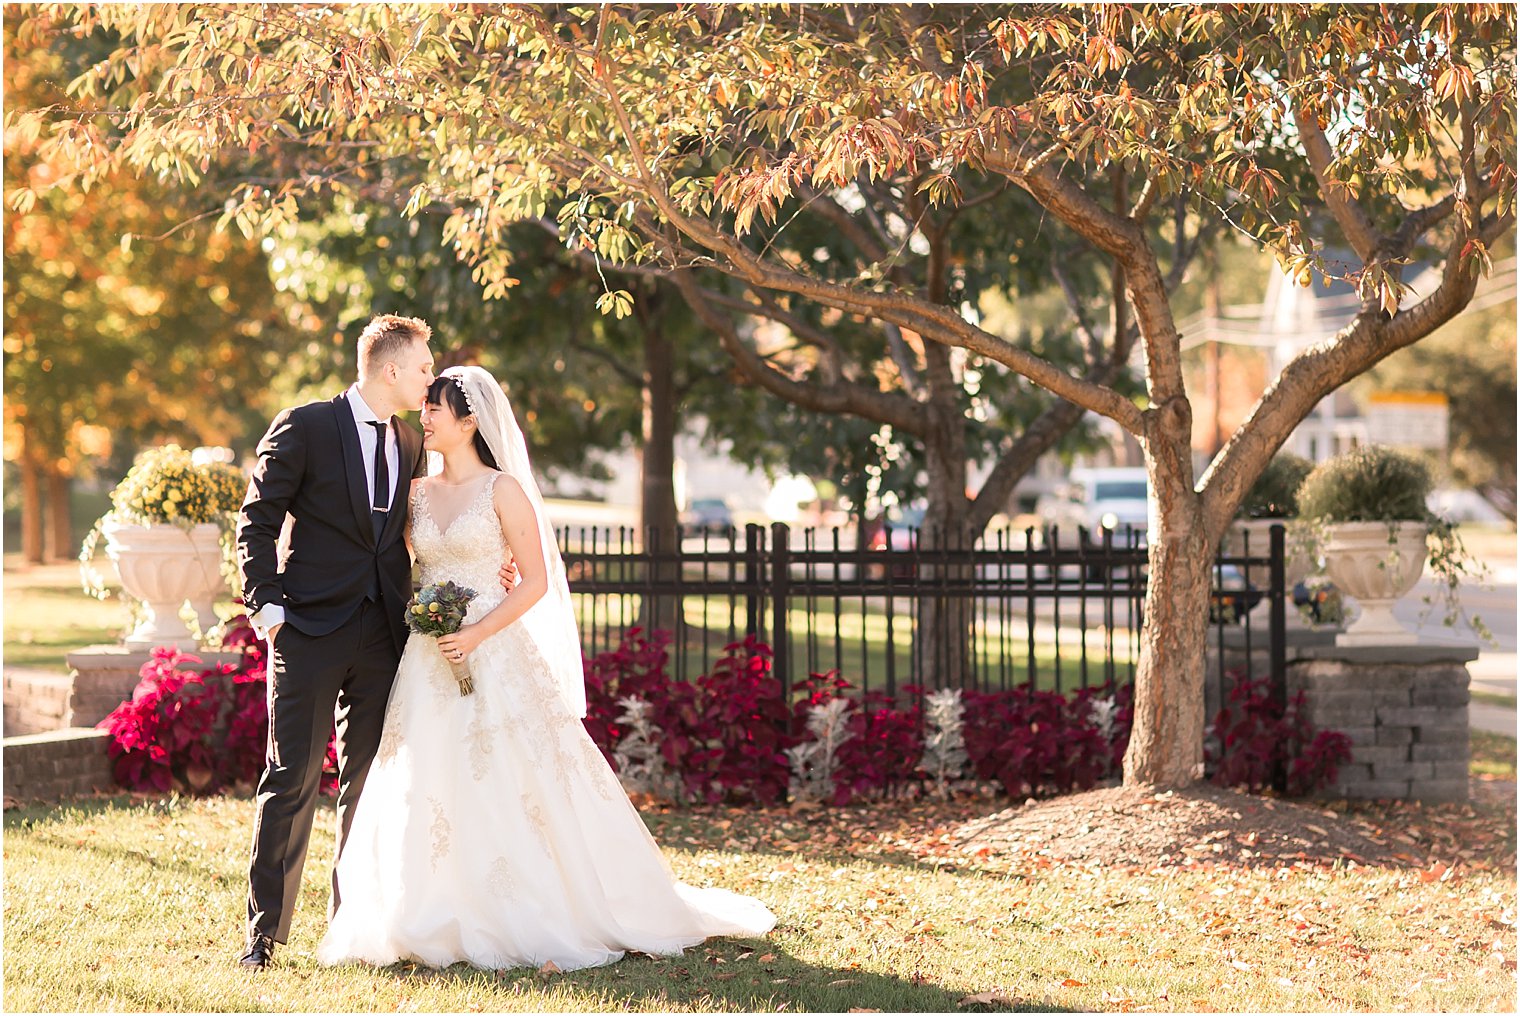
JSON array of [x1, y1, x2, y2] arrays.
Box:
[[346, 383, 400, 514], [250, 386, 399, 640]]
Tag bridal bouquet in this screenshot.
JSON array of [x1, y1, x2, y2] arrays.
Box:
[[406, 580, 478, 695]]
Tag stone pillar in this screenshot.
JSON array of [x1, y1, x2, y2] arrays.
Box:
[[64, 646, 254, 728], [1287, 645, 1477, 803]]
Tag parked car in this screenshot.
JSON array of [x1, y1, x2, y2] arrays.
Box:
[[866, 505, 927, 552], [1209, 563, 1265, 624], [681, 497, 734, 534], [864, 505, 926, 579]]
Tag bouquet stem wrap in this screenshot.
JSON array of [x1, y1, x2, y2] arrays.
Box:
[[447, 656, 475, 696]]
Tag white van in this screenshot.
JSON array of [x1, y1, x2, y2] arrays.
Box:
[[1037, 467, 1151, 538]]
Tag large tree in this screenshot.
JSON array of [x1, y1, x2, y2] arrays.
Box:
[[15, 4, 1514, 785], [3, 14, 298, 562]]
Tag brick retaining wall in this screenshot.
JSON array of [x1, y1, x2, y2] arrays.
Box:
[[3, 728, 114, 803], [2, 669, 73, 736]]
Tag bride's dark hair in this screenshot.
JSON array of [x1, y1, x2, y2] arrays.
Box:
[[426, 376, 500, 470]]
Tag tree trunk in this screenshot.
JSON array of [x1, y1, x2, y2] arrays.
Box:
[[19, 428, 45, 565], [1124, 409, 1210, 786], [638, 302, 683, 634], [915, 419, 974, 691], [46, 464, 72, 563]]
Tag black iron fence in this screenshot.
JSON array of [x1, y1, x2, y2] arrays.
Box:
[[560, 521, 1288, 706]]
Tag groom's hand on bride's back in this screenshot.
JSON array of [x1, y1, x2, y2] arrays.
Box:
[[499, 558, 519, 593]]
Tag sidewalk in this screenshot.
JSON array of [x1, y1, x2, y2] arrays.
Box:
[[1470, 699, 1517, 737], [1467, 649, 1517, 737]]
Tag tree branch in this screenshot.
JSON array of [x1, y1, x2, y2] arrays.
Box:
[[670, 271, 926, 434], [881, 321, 926, 397], [700, 286, 848, 382], [1291, 99, 1381, 263], [796, 185, 889, 263], [969, 399, 1088, 532]]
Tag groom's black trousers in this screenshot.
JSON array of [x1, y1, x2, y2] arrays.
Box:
[[247, 597, 399, 943]]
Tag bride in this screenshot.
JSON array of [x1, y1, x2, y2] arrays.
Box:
[[318, 365, 775, 971]]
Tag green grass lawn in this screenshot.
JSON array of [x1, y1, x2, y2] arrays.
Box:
[[1471, 730, 1518, 779], [3, 560, 130, 671], [4, 791, 1515, 1013]]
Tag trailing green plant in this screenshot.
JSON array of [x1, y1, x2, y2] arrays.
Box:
[[1297, 445, 1489, 638], [79, 444, 247, 609], [1238, 452, 1312, 519]]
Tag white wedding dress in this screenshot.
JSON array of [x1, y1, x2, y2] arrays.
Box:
[[318, 475, 776, 971]]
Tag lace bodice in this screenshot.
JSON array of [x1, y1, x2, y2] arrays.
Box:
[[411, 476, 507, 622]]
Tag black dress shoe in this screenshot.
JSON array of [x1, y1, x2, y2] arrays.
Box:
[[239, 932, 276, 970]]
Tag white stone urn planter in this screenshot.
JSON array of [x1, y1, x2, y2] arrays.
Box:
[[1224, 518, 1318, 629], [102, 520, 226, 650], [1320, 521, 1429, 647]]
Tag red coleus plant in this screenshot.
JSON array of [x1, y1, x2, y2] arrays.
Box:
[[98, 616, 339, 796], [1208, 671, 1353, 795], [961, 684, 1120, 800], [582, 630, 792, 805], [789, 671, 925, 805], [102, 622, 1344, 806]]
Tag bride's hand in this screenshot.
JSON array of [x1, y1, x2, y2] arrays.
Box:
[[498, 557, 519, 592], [437, 625, 484, 661]]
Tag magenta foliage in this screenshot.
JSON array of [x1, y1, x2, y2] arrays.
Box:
[[961, 684, 1120, 799], [1208, 671, 1353, 795], [582, 629, 792, 804], [789, 671, 924, 805], [98, 615, 339, 796]]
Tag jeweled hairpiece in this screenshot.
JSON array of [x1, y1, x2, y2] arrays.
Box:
[[446, 372, 477, 416]]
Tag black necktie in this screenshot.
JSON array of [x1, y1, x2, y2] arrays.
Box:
[[368, 420, 389, 540]]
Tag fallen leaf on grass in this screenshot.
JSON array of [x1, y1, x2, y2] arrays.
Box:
[[959, 991, 1019, 1006], [758, 953, 777, 963], [1060, 978, 1085, 987], [1101, 989, 1137, 1011], [1230, 959, 1252, 972], [537, 960, 561, 975]]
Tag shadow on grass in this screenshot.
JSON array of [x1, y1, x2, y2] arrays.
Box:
[[326, 939, 1074, 1014], [637, 796, 1018, 875]]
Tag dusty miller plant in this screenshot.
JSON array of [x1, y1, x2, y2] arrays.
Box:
[[919, 688, 970, 799], [1089, 694, 1119, 745], [610, 696, 681, 802], [785, 697, 853, 802]]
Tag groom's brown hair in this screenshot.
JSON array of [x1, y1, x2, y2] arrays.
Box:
[[357, 314, 432, 379]]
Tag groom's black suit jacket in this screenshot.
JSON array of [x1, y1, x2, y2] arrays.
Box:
[[237, 393, 425, 654]]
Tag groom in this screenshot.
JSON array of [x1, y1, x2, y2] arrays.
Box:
[[235, 314, 436, 969]]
